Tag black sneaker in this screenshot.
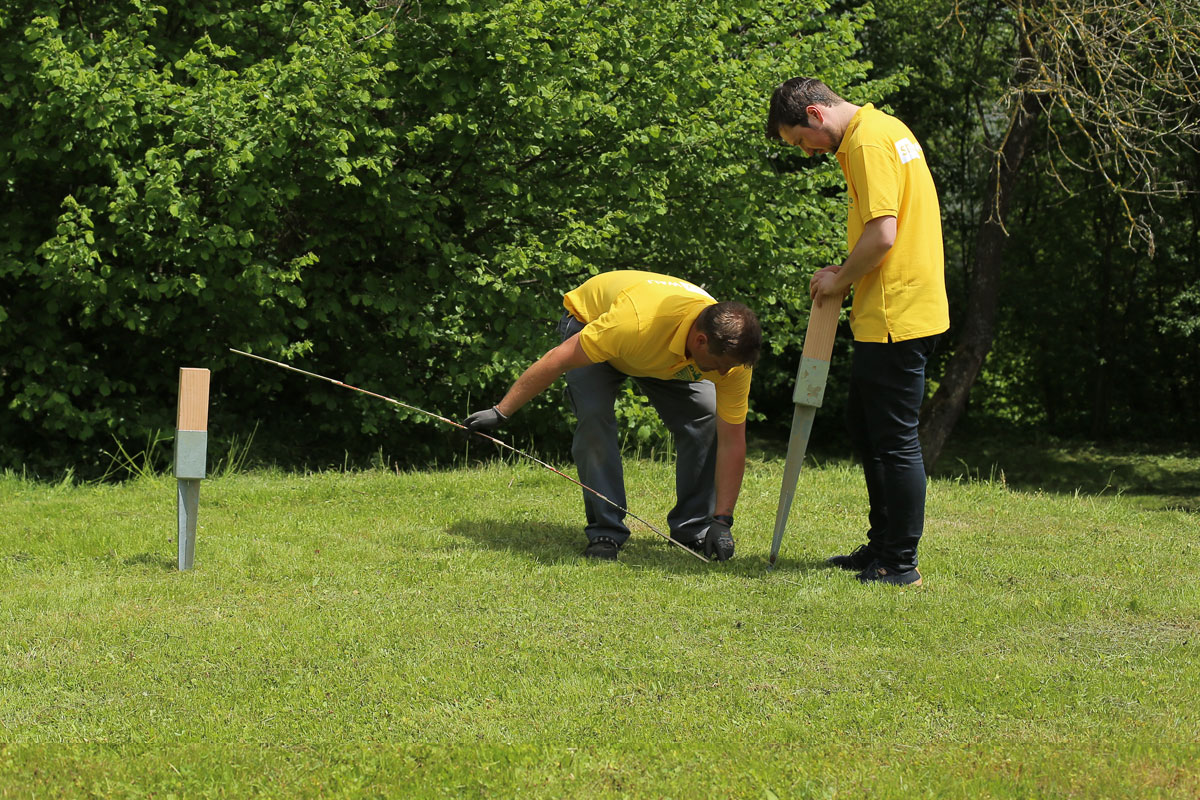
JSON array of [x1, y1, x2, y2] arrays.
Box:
[[856, 562, 922, 586], [826, 544, 876, 571], [669, 534, 705, 555], [582, 536, 620, 561]]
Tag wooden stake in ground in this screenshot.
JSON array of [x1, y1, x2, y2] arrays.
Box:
[[175, 368, 210, 571], [769, 298, 841, 569]]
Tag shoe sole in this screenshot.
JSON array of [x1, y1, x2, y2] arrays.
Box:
[[827, 556, 876, 571], [827, 560, 874, 571], [858, 572, 922, 587]]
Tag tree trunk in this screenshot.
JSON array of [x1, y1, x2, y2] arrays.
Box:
[[920, 89, 1043, 468], [1089, 210, 1115, 439]]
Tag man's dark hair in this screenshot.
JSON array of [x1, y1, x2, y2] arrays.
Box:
[[697, 302, 763, 367], [765, 77, 843, 140]]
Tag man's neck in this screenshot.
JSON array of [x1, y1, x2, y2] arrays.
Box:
[[830, 101, 862, 143]]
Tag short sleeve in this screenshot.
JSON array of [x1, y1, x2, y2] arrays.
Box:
[[847, 143, 900, 223], [713, 366, 752, 424]]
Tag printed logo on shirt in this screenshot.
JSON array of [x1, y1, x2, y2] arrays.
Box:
[[646, 279, 715, 301], [674, 365, 703, 382], [894, 137, 923, 164]]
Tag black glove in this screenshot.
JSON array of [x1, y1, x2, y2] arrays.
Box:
[[462, 406, 508, 435], [703, 514, 735, 561]]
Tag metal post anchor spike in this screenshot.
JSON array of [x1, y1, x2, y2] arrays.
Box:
[[768, 297, 841, 569]]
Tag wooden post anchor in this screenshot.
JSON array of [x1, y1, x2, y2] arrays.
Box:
[[769, 298, 842, 568], [793, 357, 831, 407], [175, 368, 210, 571]]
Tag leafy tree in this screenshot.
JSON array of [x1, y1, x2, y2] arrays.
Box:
[[1, 0, 878, 476]]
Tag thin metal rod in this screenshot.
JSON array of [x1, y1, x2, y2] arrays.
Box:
[[229, 348, 708, 562]]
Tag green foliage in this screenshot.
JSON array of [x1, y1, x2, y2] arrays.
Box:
[[972, 154, 1200, 439], [612, 385, 674, 460], [0, 0, 876, 476]]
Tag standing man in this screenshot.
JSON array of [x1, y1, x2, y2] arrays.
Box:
[[766, 77, 949, 586], [462, 270, 762, 562]]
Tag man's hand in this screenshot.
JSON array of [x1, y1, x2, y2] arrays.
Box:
[[810, 216, 896, 302], [809, 264, 848, 302], [703, 514, 735, 561], [462, 406, 508, 435]]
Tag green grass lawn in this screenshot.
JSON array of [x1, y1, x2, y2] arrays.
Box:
[[1, 454, 1198, 798]]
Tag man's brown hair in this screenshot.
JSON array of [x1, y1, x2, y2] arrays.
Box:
[[697, 302, 763, 367], [766, 77, 843, 140]]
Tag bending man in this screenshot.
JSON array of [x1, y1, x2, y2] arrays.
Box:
[[463, 270, 762, 562]]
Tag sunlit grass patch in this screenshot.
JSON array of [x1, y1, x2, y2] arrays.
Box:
[[1, 457, 1196, 797]]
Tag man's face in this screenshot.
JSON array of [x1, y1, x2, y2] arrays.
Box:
[[777, 115, 839, 156], [693, 342, 743, 376]]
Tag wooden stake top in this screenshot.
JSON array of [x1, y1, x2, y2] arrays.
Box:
[[801, 297, 841, 361], [176, 368, 210, 431]]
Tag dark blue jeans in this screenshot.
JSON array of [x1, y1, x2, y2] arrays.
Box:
[[846, 335, 940, 571]]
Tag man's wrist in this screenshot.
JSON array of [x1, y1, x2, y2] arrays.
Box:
[[713, 513, 734, 528], [833, 263, 851, 290]]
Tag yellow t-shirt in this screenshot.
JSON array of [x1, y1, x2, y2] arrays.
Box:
[[563, 270, 753, 424], [836, 104, 950, 342]]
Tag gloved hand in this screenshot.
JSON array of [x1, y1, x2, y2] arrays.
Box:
[[462, 406, 508, 435], [703, 514, 735, 561]]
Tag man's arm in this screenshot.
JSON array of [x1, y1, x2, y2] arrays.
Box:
[[713, 417, 747, 517], [810, 214, 897, 301], [494, 332, 594, 418]]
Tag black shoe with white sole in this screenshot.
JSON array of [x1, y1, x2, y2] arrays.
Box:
[[669, 534, 705, 555], [856, 562, 923, 586], [582, 536, 620, 561], [826, 544, 876, 571]]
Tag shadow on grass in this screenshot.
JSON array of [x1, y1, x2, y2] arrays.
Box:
[[931, 437, 1200, 512], [444, 519, 583, 564], [121, 552, 177, 571], [763, 555, 832, 575], [445, 518, 713, 573], [445, 518, 832, 577]]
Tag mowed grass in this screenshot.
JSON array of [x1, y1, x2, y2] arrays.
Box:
[[1, 455, 1198, 798]]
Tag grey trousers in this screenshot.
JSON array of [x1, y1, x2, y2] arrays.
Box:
[[558, 313, 717, 545]]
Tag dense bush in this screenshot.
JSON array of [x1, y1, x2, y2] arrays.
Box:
[[0, 0, 884, 476]]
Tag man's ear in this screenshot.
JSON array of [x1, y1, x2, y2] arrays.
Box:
[[806, 105, 824, 126]]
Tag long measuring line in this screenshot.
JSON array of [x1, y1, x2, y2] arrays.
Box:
[[228, 349, 709, 562]]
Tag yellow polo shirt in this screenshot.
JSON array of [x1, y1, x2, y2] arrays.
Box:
[[836, 104, 950, 342], [563, 270, 753, 424]]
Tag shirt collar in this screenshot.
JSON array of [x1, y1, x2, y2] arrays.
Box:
[[836, 103, 873, 158]]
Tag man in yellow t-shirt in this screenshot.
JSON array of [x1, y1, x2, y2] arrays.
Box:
[[462, 270, 762, 562], [767, 77, 949, 587]]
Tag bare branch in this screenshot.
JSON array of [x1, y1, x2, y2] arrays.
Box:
[[1001, 0, 1200, 251]]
